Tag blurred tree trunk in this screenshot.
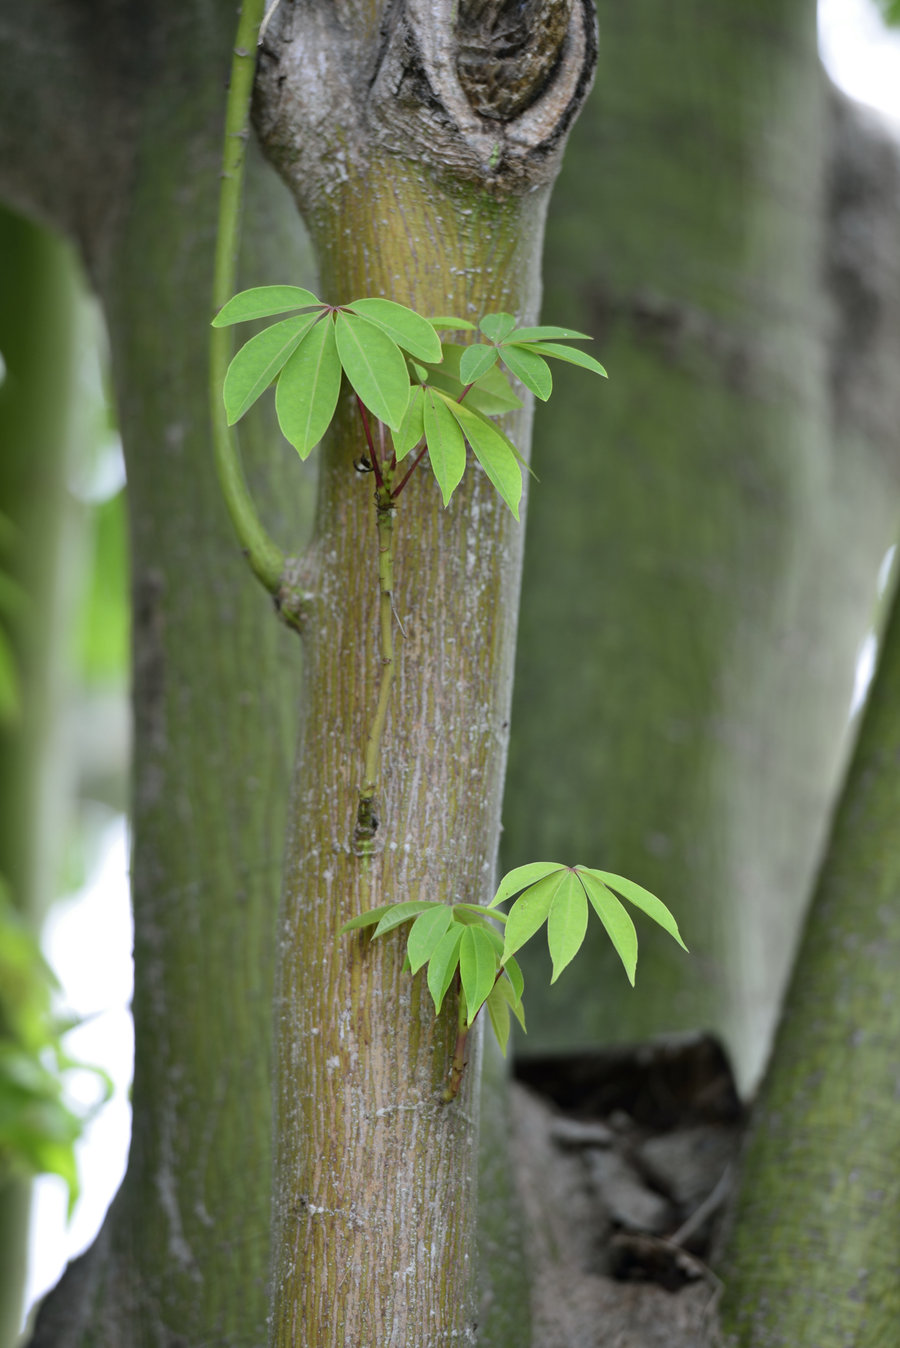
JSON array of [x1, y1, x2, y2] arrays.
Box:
[[0, 208, 82, 1348], [1, 6, 315, 1341], [720, 540, 900, 1344], [505, 0, 900, 1092], [720, 106, 900, 1326]]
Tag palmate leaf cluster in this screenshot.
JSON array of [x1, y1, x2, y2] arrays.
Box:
[[213, 289, 607, 518], [341, 901, 525, 1054], [340, 864, 685, 1059]]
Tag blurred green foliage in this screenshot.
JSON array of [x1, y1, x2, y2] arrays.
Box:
[[876, 0, 900, 26], [0, 879, 112, 1217]]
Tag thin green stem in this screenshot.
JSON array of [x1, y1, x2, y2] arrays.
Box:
[[210, 0, 285, 594], [354, 489, 397, 848]]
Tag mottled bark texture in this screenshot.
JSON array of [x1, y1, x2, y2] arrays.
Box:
[[503, 0, 900, 1093], [250, 0, 595, 1339], [1, 4, 314, 1344]]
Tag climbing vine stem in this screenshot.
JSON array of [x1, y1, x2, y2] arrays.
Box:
[[355, 465, 398, 848], [209, 0, 285, 594]]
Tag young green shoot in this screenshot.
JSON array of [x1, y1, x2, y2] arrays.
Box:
[[212, 289, 607, 848], [340, 863, 686, 1100]]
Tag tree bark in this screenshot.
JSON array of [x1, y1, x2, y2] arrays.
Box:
[[251, 0, 596, 1337], [503, 0, 900, 1092]]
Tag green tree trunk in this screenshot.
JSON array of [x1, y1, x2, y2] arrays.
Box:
[[0, 8, 314, 1342], [504, 0, 900, 1091], [718, 97, 900, 1341], [0, 207, 83, 1348], [719, 561, 900, 1344]]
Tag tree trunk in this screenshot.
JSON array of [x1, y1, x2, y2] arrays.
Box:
[[251, 0, 596, 1336], [719, 568, 900, 1345], [504, 0, 900, 1092], [0, 207, 82, 1348], [718, 96, 900, 1344], [0, 7, 315, 1342]]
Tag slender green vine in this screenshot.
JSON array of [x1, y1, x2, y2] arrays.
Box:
[[209, 0, 284, 594]]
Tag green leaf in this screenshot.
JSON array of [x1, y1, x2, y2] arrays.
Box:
[[464, 379, 522, 416], [372, 900, 440, 938], [339, 905, 395, 934], [428, 315, 477, 331], [503, 954, 524, 1005], [427, 925, 465, 1014], [480, 312, 517, 342], [407, 905, 454, 974], [489, 861, 565, 908], [459, 344, 499, 384], [424, 387, 467, 507], [334, 311, 410, 431], [577, 872, 638, 985], [581, 869, 687, 950], [500, 343, 552, 401], [393, 385, 425, 461], [478, 924, 505, 961], [525, 342, 608, 378], [418, 345, 522, 415], [212, 285, 322, 326], [485, 982, 512, 1055], [546, 870, 589, 983], [503, 869, 568, 961], [459, 925, 500, 1026], [444, 398, 523, 518], [348, 298, 443, 363], [493, 973, 526, 1030], [506, 324, 593, 342], [223, 313, 318, 424], [451, 902, 507, 924], [275, 316, 341, 459]]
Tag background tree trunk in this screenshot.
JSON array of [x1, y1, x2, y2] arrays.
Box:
[[719, 552, 900, 1346], [0, 7, 316, 1341], [0, 207, 83, 1348], [504, 0, 900, 1093], [718, 105, 900, 1340]]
